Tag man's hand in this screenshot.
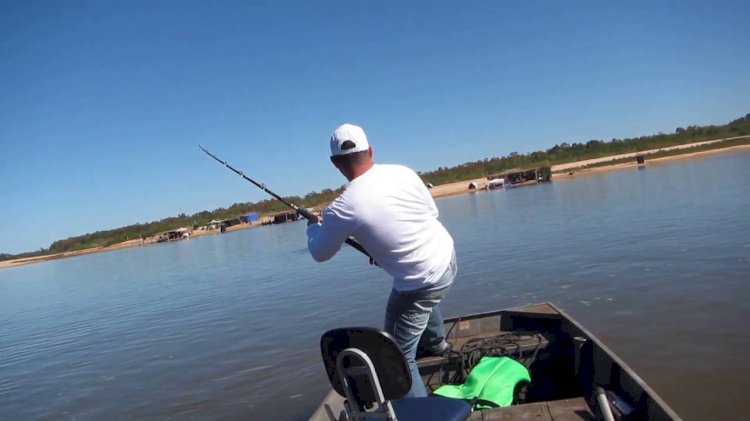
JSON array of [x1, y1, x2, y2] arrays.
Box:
[[307, 212, 322, 226]]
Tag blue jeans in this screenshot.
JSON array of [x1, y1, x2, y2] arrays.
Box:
[[383, 253, 457, 398]]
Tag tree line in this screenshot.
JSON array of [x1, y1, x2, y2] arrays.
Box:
[[2, 114, 748, 260], [1, 186, 345, 261], [419, 115, 750, 186]]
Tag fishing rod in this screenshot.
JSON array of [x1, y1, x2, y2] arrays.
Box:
[[198, 145, 372, 259]]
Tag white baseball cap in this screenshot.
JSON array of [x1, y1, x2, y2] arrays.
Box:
[[330, 123, 369, 156]]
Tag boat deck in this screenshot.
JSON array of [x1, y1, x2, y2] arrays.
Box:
[[467, 397, 593, 420]]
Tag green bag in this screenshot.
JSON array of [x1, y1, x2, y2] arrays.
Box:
[[433, 356, 530, 408]]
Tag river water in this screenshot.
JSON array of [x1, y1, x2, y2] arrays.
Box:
[[1, 151, 749, 420]]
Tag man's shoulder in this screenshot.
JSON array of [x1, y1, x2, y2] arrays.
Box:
[[374, 163, 418, 177], [376, 163, 412, 171], [325, 193, 357, 218], [351, 164, 423, 193]]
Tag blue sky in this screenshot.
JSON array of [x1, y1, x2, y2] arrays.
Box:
[[1, 1, 748, 254]]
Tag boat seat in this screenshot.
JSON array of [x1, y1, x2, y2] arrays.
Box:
[[320, 327, 471, 421]]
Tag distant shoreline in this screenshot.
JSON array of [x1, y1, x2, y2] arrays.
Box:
[[424, 142, 750, 198], [2, 142, 749, 270]]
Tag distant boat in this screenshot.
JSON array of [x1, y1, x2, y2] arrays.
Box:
[[311, 302, 679, 420], [487, 178, 505, 190], [159, 228, 190, 241]]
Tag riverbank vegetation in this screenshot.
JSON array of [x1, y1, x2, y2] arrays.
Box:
[[0, 186, 346, 261], [419, 115, 749, 185], [2, 115, 748, 260]]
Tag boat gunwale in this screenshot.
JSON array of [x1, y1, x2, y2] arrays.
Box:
[[548, 303, 681, 419]]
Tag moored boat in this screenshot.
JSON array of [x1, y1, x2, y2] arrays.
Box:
[[486, 178, 505, 190], [311, 302, 680, 420]]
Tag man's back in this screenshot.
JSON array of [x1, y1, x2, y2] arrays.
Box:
[[311, 164, 454, 291]]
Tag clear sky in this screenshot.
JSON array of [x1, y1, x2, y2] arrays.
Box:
[[1, 1, 748, 254]]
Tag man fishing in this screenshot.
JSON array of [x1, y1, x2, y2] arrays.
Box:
[[306, 123, 457, 398]]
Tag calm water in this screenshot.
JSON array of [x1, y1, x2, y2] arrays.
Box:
[[1, 151, 749, 420]]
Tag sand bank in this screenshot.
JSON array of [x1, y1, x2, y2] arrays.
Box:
[[0, 239, 144, 270], [551, 143, 750, 181]]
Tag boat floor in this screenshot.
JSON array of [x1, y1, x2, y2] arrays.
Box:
[[418, 329, 550, 391], [467, 397, 594, 421]]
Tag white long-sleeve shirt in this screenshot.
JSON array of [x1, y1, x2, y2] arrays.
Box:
[[307, 164, 454, 291]]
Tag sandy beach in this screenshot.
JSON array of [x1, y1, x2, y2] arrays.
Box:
[[2, 143, 748, 270], [549, 143, 750, 181], [0, 239, 145, 270]]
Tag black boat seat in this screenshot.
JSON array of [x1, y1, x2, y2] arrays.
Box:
[[320, 327, 471, 421]]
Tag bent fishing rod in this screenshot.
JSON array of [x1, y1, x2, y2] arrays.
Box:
[[198, 145, 372, 259]]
